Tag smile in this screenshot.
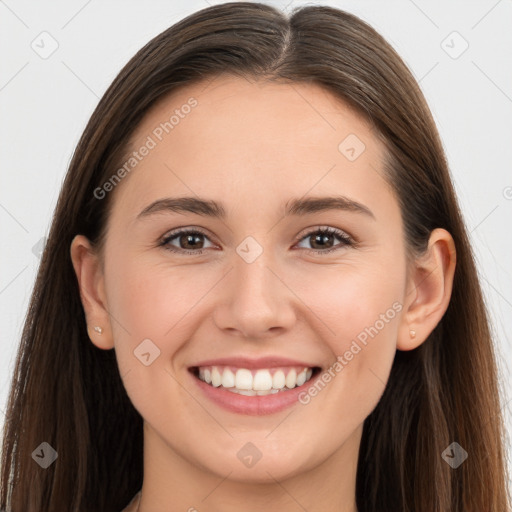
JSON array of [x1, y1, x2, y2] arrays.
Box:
[[193, 365, 317, 396], [188, 364, 323, 414]]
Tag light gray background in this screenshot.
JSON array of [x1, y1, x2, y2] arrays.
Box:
[[1, 0, 511, 486]]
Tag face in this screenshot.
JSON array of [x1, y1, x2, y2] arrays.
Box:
[[93, 75, 409, 483]]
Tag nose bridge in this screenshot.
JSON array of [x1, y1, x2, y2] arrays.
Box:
[[235, 248, 274, 300], [213, 238, 296, 337], [233, 242, 281, 311]]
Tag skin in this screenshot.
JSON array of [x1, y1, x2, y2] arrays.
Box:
[[71, 75, 456, 512]]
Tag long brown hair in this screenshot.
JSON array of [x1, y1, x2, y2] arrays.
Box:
[[1, 3, 509, 511]]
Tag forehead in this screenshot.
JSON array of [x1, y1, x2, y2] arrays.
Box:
[[111, 75, 393, 218]]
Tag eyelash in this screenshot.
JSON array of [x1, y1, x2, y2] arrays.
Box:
[[159, 226, 355, 256]]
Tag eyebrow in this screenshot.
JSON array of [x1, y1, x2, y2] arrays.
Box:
[[136, 195, 375, 220]]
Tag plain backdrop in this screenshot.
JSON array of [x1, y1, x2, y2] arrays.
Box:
[[1, 0, 511, 487]]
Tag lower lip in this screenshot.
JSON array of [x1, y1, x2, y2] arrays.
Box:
[[190, 370, 320, 416]]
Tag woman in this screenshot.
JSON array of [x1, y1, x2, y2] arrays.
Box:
[[1, 2, 510, 511]]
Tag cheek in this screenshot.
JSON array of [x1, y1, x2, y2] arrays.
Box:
[[102, 253, 212, 413], [105, 252, 214, 341], [289, 257, 404, 348], [289, 258, 403, 407], [291, 264, 401, 426]]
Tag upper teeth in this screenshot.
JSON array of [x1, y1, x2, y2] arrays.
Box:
[[198, 366, 314, 394]]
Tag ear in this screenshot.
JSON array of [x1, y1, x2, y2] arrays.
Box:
[[397, 228, 456, 351], [70, 235, 114, 350]]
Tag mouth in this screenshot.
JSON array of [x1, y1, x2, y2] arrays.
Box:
[[189, 365, 322, 396]]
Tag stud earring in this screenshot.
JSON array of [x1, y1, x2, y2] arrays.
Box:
[[410, 329, 416, 338], [94, 326, 103, 335]]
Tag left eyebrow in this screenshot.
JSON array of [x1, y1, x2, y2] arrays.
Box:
[[136, 195, 375, 220], [284, 195, 375, 219]]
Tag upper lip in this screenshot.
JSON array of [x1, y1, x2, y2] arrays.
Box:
[[190, 356, 320, 369]]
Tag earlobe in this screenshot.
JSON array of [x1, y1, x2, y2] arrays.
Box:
[[70, 235, 114, 350], [397, 228, 456, 351]]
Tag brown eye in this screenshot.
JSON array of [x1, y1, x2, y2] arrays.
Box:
[[296, 227, 353, 254], [177, 232, 205, 250], [161, 229, 214, 254]]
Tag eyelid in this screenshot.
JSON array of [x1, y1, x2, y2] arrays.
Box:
[[161, 226, 215, 242], [161, 225, 354, 243], [159, 226, 217, 251], [160, 225, 356, 255], [293, 225, 354, 244]]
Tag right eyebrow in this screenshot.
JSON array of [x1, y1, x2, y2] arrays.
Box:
[[137, 196, 226, 220]]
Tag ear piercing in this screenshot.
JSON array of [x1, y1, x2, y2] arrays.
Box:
[[94, 326, 103, 335], [410, 329, 416, 338]]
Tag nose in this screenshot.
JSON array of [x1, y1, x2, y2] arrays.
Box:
[[212, 250, 297, 339]]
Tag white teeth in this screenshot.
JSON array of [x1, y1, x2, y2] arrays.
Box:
[[285, 369, 297, 389], [272, 370, 286, 389], [211, 367, 222, 387], [197, 365, 316, 393], [253, 369, 273, 391], [296, 369, 307, 387], [235, 369, 253, 390], [227, 388, 280, 396], [221, 368, 235, 388], [256, 389, 278, 395]]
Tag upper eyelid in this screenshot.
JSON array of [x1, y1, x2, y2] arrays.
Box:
[[294, 225, 352, 242], [161, 226, 216, 244]]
